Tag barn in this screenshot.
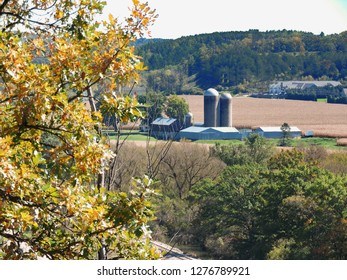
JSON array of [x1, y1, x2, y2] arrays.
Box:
[[179, 126, 241, 140], [151, 117, 180, 140], [254, 126, 302, 139]]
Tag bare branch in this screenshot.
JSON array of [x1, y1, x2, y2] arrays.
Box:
[[0, 0, 11, 13]]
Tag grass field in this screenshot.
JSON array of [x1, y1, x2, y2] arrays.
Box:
[[195, 137, 347, 151], [182, 95, 347, 138], [104, 130, 346, 150], [102, 130, 156, 141], [291, 137, 336, 148]]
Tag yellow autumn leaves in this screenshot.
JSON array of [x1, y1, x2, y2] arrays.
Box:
[[0, 0, 159, 259]]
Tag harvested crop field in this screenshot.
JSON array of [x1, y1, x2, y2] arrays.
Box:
[[182, 95, 347, 138], [337, 138, 347, 146]]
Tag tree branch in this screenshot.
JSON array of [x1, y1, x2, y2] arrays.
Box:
[[0, 0, 10, 13]]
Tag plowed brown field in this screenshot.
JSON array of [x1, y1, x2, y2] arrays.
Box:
[[182, 95, 347, 138]]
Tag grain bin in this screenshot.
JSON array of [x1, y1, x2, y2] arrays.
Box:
[[184, 112, 193, 128], [204, 88, 219, 127], [219, 92, 232, 127]]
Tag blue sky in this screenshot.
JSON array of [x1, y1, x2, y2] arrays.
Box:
[[107, 0, 347, 38]]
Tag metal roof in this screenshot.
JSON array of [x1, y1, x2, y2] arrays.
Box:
[[180, 126, 240, 133], [208, 127, 239, 133], [180, 126, 209, 133], [270, 81, 341, 89], [152, 117, 177, 126]]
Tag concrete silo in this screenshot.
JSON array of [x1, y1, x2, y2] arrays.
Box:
[[204, 88, 219, 127], [219, 92, 232, 127]]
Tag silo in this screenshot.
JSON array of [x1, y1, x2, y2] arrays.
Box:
[[184, 112, 193, 128], [204, 88, 219, 127], [219, 92, 232, 127]]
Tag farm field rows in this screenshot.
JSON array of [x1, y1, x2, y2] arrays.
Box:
[[182, 95, 347, 138]]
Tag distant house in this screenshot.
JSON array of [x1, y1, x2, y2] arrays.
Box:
[[151, 117, 180, 140], [269, 81, 342, 95], [179, 126, 241, 140], [254, 126, 302, 139]]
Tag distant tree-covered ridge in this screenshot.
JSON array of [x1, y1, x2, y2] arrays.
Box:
[[136, 30, 347, 93]]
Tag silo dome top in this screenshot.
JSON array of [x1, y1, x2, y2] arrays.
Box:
[[220, 92, 232, 99], [185, 112, 193, 117], [204, 88, 219, 96]]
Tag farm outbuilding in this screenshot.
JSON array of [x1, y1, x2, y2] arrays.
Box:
[[254, 126, 302, 139], [151, 117, 180, 140], [179, 126, 241, 141], [269, 81, 342, 95]]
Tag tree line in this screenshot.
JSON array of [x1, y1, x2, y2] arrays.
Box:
[[136, 30, 347, 93]]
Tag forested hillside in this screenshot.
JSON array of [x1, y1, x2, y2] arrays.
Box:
[[136, 30, 347, 93]]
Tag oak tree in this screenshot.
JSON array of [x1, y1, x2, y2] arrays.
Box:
[[0, 0, 159, 259]]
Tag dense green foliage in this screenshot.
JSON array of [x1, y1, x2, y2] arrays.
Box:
[[211, 134, 275, 165], [164, 95, 189, 124], [190, 148, 347, 259], [137, 30, 347, 93], [138, 91, 167, 124], [105, 133, 347, 259], [137, 93, 189, 126]]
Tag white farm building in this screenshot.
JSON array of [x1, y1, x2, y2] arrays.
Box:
[[254, 126, 302, 139], [269, 81, 342, 95], [179, 126, 241, 141]]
